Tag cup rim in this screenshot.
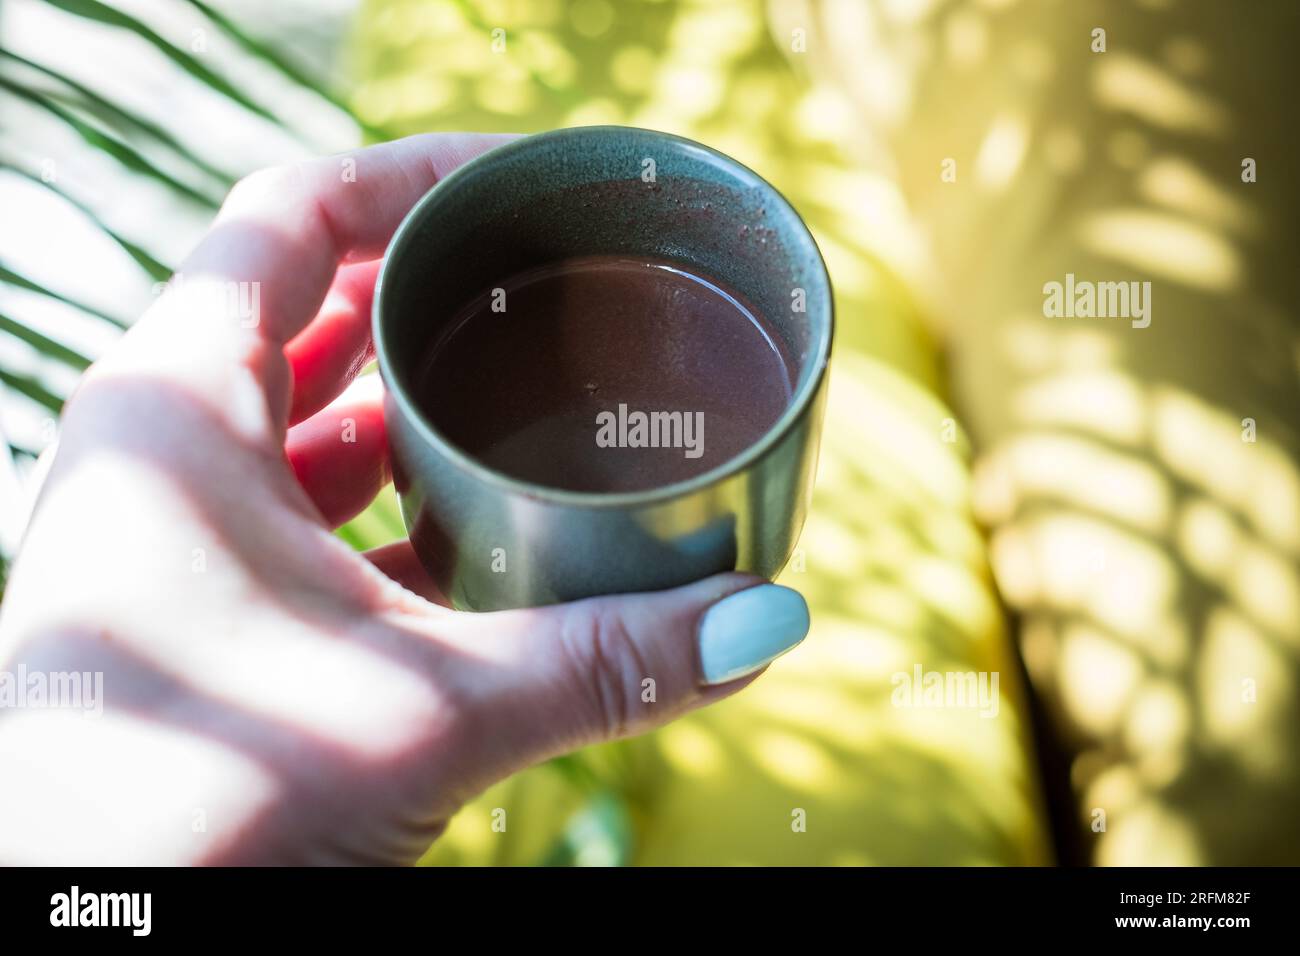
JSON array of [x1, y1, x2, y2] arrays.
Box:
[[373, 125, 834, 509]]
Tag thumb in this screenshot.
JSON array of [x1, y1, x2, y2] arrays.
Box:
[[443, 575, 810, 768]]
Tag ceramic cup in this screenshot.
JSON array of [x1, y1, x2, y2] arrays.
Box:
[[373, 126, 832, 611]]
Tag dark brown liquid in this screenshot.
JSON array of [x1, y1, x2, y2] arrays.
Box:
[[417, 255, 794, 492]]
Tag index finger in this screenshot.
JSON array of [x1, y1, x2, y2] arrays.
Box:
[[183, 133, 516, 345]]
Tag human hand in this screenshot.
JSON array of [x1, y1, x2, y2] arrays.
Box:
[[0, 133, 810, 865]]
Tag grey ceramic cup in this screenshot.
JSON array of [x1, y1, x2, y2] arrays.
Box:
[[373, 126, 832, 611]]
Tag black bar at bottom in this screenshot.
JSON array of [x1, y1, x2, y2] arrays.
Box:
[[0, 866, 1286, 942]]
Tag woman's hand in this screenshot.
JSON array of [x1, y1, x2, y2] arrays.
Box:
[[0, 133, 809, 864]]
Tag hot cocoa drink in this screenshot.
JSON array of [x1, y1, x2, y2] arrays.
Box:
[[417, 255, 794, 493]]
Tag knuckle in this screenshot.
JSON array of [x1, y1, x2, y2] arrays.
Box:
[[226, 163, 301, 208], [559, 603, 644, 741]]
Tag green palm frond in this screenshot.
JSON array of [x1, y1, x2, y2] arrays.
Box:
[[0, 164, 174, 281], [0, 0, 371, 583], [0, 368, 64, 414], [1, 49, 239, 189], [0, 73, 225, 208], [0, 261, 129, 329], [0, 311, 93, 371], [40, 0, 285, 125], [179, 0, 385, 139]]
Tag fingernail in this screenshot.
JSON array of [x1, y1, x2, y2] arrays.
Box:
[[697, 584, 810, 685]]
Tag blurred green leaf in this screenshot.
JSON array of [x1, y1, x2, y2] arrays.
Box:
[[0, 164, 174, 281], [334, 523, 368, 551], [0, 312, 93, 370], [7, 442, 38, 462], [545, 752, 612, 794], [0, 75, 223, 208], [0, 368, 64, 413], [540, 791, 634, 867], [180, 0, 381, 138], [41, 0, 283, 126], [0, 49, 237, 189], [0, 262, 129, 329]]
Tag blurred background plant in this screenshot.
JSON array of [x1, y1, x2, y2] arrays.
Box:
[[0, 0, 370, 587], [3, 0, 1295, 866]]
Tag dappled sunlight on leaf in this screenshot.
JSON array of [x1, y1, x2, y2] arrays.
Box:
[[1009, 369, 1147, 445], [1078, 208, 1242, 292], [1057, 624, 1145, 737], [973, 111, 1030, 192], [1091, 53, 1231, 137], [1136, 156, 1261, 237], [982, 432, 1175, 534]]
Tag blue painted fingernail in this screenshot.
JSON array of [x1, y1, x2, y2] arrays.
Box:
[[697, 584, 809, 685]]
